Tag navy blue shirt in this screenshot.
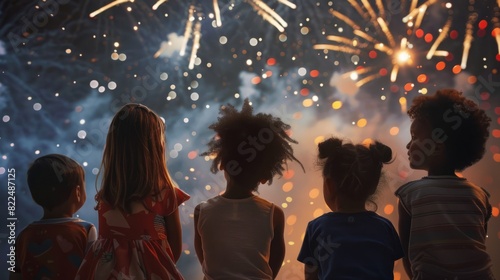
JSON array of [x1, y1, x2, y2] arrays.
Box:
[[298, 211, 404, 280]]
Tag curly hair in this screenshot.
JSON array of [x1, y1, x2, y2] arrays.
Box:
[[318, 137, 393, 203], [202, 99, 304, 190], [407, 88, 491, 171]]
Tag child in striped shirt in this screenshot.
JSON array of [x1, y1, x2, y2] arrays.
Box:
[[396, 88, 494, 280]]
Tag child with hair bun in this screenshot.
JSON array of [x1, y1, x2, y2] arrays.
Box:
[[298, 137, 404, 280]]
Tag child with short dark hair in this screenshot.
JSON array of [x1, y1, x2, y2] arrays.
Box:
[[396, 88, 494, 279], [298, 137, 403, 279], [11, 154, 96, 280], [194, 99, 303, 279]]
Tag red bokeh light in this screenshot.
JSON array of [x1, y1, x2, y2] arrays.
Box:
[[424, 33, 433, 43], [478, 19, 488, 29], [267, 58, 276, 66], [415, 29, 424, 38]]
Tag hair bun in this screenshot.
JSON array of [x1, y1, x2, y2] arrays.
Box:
[[318, 137, 343, 159], [369, 141, 393, 164]]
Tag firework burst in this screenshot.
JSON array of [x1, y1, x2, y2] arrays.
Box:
[[314, 0, 500, 87], [90, 0, 296, 69]]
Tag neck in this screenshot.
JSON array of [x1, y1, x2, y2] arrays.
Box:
[[427, 166, 457, 176], [42, 211, 73, 220], [331, 197, 367, 213], [222, 181, 255, 199], [42, 204, 75, 220]]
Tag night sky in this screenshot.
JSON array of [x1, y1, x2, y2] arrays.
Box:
[[1, 0, 499, 279]]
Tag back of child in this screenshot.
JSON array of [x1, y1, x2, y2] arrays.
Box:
[[194, 99, 303, 279], [396, 89, 494, 279], [75, 104, 189, 280], [298, 137, 404, 280], [11, 154, 96, 280]]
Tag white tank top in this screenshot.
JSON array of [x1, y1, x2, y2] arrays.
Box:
[[197, 195, 275, 280]]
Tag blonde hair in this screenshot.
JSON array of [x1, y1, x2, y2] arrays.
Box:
[[96, 103, 175, 212]]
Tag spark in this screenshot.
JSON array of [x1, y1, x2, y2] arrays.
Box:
[[375, 0, 385, 20], [329, 9, 360, 30], [356, 73, 380, 87], [376, 17, 396, 48], [247, 0, 291, 32], [213, 0, 222, 27], [188, 22, 201, 69], [426, 17, 452, 60], [152, 0, 168, 11], [413, 4, 429, 32], [313, 44, 360, 55], [314, 0, 487, 86], [92, 0, 295, 69], [403, 0, 437, 23], [495, 28, 500, 54], [277, 0, 297, 9], [180, 5, 196, 57], [461, 13, 478, 69], [494, 4, 500, 53], [90, 0, 135, 18], [360, 0, 379, 24]]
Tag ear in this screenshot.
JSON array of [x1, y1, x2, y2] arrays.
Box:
[[75, 185, 82, 203]]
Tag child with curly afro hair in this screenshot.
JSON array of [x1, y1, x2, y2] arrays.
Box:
[[396, 88, 494, 280], [194, 99, 303, 279]]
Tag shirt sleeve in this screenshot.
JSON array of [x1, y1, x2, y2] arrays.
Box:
[[174, 187, 190, 206], [389, 223, 405, 260], [297, 223, 315, 264], [86, 224, 98, 252], [156, 186, 190, 216]]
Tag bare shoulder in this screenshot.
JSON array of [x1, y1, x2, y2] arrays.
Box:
[[273, 206, 285, 225]]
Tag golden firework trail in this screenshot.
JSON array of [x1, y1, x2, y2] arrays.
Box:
[[313, 0, 492, 86], [91, 0, 296, 68]]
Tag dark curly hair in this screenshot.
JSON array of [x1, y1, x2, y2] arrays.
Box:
[[407, 88, 491, 171], [202, 99, 304, 190], [318, 137, 393, 203], [27, 154, 85, 211]]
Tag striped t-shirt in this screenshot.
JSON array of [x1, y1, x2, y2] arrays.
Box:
[[396, 176, 494, 280]]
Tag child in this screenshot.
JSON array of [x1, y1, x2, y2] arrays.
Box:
[[11, 154, 97, 280], [194, 99, 303, 279], [298, 137, 404, 279], [395, 89, 494, 279], [75, 103, 190, 279]]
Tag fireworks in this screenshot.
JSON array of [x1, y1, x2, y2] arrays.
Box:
[[90, 0, 296, 69], [314, 0, 500, 87]]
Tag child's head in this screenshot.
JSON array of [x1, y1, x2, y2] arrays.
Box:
[[27, 154, 85, 211], [317, 137, 392, 210], [98, 103, 174, 212], [203, 99, 303, 191], [407, 89, 491, 172]]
